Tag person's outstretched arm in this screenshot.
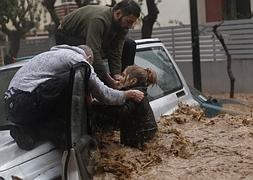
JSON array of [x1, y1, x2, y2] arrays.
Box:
[[88, 70, 143, 105]]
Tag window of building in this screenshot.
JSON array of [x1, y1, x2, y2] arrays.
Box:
[[224, 0, 251, 20], [205, 0, 251, 22]]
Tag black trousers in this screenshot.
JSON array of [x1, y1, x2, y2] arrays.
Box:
[[55, 29, 136, 72], [6, 73, 69, 145], [121, 38, 136, 71]]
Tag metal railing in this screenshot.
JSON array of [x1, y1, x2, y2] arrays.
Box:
[[128, 19, 253, 62]]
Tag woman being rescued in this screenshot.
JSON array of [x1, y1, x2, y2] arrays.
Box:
[[92, 65, 158, 148]]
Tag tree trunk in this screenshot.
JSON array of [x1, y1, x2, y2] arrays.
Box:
[[141, 0, 159, 39], [107, 0, 116, 7], [75, 0, 92, 7], [3, 30, 21, 64], [47, 8, 60, 29], [42, 0, 60, 30], [213, 24, 235, 98]]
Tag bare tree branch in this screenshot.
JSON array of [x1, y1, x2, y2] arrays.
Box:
[[141, 0, 159, 39], [75, 0, 92, 7], [42, 0, 60, 29], [212, 23, 235, 98], [106, 0, 116, 7]]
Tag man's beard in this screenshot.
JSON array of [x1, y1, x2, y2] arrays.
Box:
[[112, 17, 129, 33]]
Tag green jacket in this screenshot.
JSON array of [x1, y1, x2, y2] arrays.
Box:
[[61, 5, 127, 76]]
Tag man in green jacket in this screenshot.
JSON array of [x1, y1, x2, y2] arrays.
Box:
[[56, 0, 141, 88]]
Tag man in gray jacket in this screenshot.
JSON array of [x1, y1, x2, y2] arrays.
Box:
[[4, 45, 144, 150]]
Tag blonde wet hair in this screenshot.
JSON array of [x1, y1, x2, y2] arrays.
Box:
[[124, 65, 157, 86]]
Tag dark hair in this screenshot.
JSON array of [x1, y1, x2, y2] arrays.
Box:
[[113, 0, 141, 18]]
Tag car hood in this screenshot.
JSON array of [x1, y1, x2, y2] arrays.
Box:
[[0, 130, 62, 179]]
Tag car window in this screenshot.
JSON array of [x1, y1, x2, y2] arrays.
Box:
[[135, 46, 183, 101], [70, 67, 89, 145]]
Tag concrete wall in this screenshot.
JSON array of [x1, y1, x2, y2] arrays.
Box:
[[177, 60, 253, 93]]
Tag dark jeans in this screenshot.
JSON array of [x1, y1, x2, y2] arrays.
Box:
[[121, 38, 136, 71], [55, 29, 136, 72], [6, 73, 69, 146]]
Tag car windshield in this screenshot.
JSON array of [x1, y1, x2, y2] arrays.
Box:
[[135, 46, 183, 101]]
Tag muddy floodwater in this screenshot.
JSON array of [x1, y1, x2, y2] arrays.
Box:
[[94, 93, 253, 180]]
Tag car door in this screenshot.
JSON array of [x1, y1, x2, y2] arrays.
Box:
[[62, 62, 98, 180]]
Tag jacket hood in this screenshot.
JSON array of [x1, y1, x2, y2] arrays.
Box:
[[49, 44, 98, 77], [50, 45, 94, 70]]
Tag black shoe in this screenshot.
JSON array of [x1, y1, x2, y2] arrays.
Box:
[[10, 126, 35, 150]]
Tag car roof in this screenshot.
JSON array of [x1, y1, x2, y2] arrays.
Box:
[[0, 60, 29, 71], [135, 38, 161, 45]]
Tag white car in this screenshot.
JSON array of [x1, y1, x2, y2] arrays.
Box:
[[134, 39, 198, 119], [0, 39, 220, 179]]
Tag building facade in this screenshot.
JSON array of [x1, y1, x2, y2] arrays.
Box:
[[41, 0, 253, 30], [151, 0, 253, 26], [198, 0, 253, 24], [54, 0, 105, 21]]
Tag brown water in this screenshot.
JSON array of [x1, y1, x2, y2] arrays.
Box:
[[94, 93, 253, 180]]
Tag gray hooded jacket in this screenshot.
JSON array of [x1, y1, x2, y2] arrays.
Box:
[[8, 45, 125, 105]]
